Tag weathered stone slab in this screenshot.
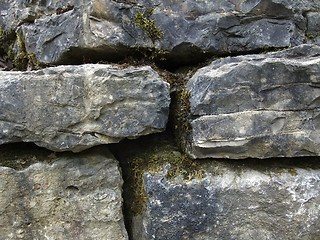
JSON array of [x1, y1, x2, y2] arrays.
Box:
[[0, 64, 170, 152], [186, 44, 320, 159], [133, 159, 320, 240], [1, 0, 318, 65], [306, 12, 320, 44], [0, 147, 128, 240]]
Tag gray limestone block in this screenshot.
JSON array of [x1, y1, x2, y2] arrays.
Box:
[[0, 64, 170, 152], [306, 12, 320, 43], [0, 147, 128, 240], [186, 44, 320, 159], [133, 160, 320, 240], [3, 0, 316, 65]]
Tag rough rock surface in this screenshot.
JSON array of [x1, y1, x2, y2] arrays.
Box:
[[0, 64, 170, 152], [0, 147, 128, 240], [186, 44, 320, 159], [133, 159, 320, 240], [1, 0, 319, 65]]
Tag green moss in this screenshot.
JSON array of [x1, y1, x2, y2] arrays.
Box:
[[130, 148, 204, 215], [0, 143, 56, 170], [0, 27, 15, 54], [287, 168, 298, 176], [170, 85, 192, 153], [0, 27, 48, 71], [0, 26, 16, 68], [13, 33, 47, 71], [112, 133, 205, 216], [133, 8, 163, 42], [306, 32, 320, 42]]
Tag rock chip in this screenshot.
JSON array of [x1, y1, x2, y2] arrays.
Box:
[[133, 159, 320, 240], [186, 44, 320, 159], [0, 64, 170, 152], [1, 0, 318, 66], [0, 147, 128, 240]]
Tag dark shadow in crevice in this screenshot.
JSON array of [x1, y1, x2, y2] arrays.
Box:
[[109, 126, 320, 240], [0, 142, 58, 170]]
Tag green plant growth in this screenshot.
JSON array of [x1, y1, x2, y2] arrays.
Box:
[[170, 85, 193, 153], [0, 27, 15, 54], [306, 32, 320, 42], [143, 46, 168, 60], [0, 26, 16, 68], [124, 138, 205, 215], [133, 8, 163, 42], [14, 33, 46, 71], [0, 27, 47, 71]]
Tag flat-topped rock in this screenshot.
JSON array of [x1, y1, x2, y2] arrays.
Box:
[[186, 44, 320, 159], [1, 0, 319, 66], [133, 158, 320, 240], [0, 64, 170, 152], [0, 147, 128, 240]]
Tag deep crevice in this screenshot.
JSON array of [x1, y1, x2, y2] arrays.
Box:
[[53, 43, 291, 73], [0, 142, 58, 170], [108, 127, 320, 240]]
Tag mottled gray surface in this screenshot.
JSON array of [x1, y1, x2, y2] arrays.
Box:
[[0, 0, 91, 31], [1, 0, 318, 65], [133, 160, 320, 240], [306, 11, 320, 43], [0, 147, 128, 240], [186, 44, 320, 159], [0, 64, 170, 152]]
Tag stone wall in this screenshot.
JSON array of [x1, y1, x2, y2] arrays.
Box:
[[0, 0, 320, 239]]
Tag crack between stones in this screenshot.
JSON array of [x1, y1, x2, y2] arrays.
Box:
[[191, 108, 320, 119]]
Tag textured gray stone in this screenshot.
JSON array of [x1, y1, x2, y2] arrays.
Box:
[[306, 12, 320, 43], [0, 147, 128, 240], [0, 0, 87, 31], [186, 44, 320, 159], [133, 159, 320, 240], [0, 64, 170, 152], [1, 0, 318, 65]]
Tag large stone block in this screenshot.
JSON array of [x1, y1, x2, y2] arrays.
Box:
[[133, 158, 320, 240], [0, 146, 128, 240], [1, 0, 318, 65], [0, 64, 170, 152], [186, 44, 320, 159]]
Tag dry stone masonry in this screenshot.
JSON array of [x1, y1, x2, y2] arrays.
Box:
[[0, 147, 128, 240], [0, 64, 170, 152], [1, 0, 320, 66], [132, 159, 320, 240], [186, 44, 320, 159], [0, 0, 320, 239]]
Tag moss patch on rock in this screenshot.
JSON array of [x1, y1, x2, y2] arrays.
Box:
[[14, 33, 48, 71], [133, 8, 163, 43], [0, 26, 15, 69], [109, 132, 206, 235], [0, 143, 57, 170], [0, 27, 48, 71]]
